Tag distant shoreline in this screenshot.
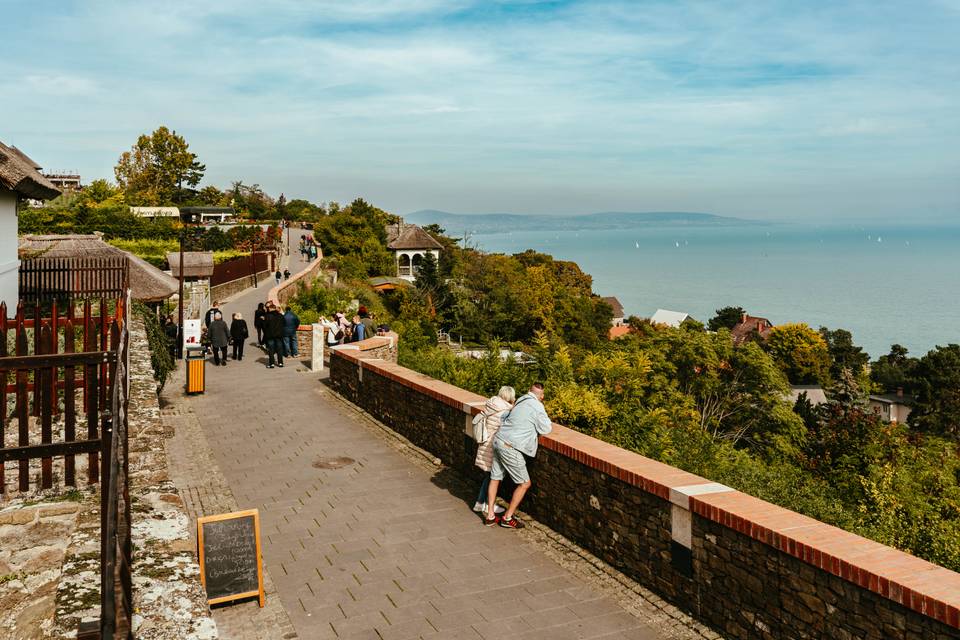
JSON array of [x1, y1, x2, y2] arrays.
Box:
[[406, 210, 765, 235]]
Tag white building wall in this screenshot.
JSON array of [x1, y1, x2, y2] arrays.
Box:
[[0, 189, 19, 307]]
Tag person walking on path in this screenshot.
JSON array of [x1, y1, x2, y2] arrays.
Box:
[[283, 268, 291, 280], [485, 382, 552, 529], [263, 303, 286, 368], [208, 312, 231, 366], [472, 386, 514, 516], [275, 270, 282, 286], [282, 306, 300, 357], [204, 301, 221, 328], [230, 312, 249, 361], [254, 303, 267, 347]]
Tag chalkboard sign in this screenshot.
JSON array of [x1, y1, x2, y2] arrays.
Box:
[[197, 509, 265, 607]]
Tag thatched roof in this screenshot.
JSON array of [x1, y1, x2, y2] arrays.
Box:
[[167, 251, 214, 278], [601, 296, 624, 317], [18, 234, 178, 302], [0, 141, 60, 200], [386, 224, 443, 251]]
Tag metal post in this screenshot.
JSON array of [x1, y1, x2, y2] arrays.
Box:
[[286, 219, 290, 256], [177, 229, 184, 360]]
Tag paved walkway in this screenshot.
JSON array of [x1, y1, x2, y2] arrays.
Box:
[[161, 233, 707, 640]]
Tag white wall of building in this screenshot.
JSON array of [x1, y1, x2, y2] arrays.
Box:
[[0, 189, 19, 306]]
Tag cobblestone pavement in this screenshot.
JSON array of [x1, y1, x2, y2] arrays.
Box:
[[159, 236, 716, 640]]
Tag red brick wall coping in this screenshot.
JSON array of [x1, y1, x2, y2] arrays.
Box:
[[331, 350, 960, 628]]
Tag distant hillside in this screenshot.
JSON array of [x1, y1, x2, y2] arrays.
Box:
[[406, 210, 758, 234]]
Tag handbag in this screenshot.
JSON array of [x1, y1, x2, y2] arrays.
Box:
[[472, 411, 489, 443]]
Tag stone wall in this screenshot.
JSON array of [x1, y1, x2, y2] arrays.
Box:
[[268, 252, 325, 307], [329, 348, 960, 640], [52, 318, 216, 638], [210, 270, 272, 303]]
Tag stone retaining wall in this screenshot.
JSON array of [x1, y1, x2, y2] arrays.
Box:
[[210, 270, 272, 303], [329, 347, 960, 640], [268, 253, 325, 307]]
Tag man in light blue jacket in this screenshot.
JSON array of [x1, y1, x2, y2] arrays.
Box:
[[485, 382, 552, 529]]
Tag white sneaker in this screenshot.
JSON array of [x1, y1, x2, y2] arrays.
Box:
[[494, 505, 506, 515], [473, 502, 486, 512]]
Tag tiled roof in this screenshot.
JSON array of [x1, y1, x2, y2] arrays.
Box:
[[386, 225, 443, 250], [731, 314, 773, 344]]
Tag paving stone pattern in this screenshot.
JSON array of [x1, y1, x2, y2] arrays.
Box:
[[162, 238, 679, 640]]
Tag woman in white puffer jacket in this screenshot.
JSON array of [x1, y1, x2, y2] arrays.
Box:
[[473, 386, 516, 514]]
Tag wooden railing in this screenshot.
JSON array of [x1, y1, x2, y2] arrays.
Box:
[[19, 256, 129, 304], [0, 293, 132, 639]]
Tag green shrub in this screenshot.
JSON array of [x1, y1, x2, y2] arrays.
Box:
[[134, 302, 174, 390]]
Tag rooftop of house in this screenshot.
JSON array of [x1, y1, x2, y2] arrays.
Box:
[[385, 223, 443, 251], [167, 251, 215, 278], [869, 391, 916, 406], [650, 308, 690, 328], [788, 385, 828, 406], [601, 296, 625, 317], [0, 141, 61, 200], [731, 313, 773, 344], [18, 234, 178, 302]]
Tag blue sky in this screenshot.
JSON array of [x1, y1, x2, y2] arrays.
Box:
[[1, 0, 958, 221]]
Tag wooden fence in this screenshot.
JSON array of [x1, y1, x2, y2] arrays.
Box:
[[0, 294, 132, 638], [19, 256, 129, 304]]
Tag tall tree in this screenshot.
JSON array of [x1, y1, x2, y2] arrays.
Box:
[[909, 344, 960, 439], [708, 306, 746, 332], [871, 344, 919, 393], [765, 323, 832, 385], [114, 126, 205, 205], [820, 327, 869, 378]]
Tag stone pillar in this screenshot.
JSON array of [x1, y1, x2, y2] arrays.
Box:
[[668, 482, 734, 577], [312, 323, 324, 371]]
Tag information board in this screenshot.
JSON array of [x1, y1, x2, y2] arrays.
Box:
[[183, 318, 202, 348], [196, 509, 264, 607]]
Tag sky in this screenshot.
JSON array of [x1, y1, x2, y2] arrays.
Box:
[[1, 0, 958, 221]]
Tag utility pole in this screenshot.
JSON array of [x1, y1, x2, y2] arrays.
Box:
[[286, 219, 290, 256], [177, 227, 185, 359]]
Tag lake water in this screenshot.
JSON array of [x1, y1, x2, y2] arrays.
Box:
[[472, 223, 960, 359]]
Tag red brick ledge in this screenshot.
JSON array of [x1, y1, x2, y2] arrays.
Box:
[[331, 351, 960, 628]]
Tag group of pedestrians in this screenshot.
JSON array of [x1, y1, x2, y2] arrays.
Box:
[[318, 305, 387, 347], [299, 235, 318, 262], [470, 382, 552, 529], [203, 301, 250, 366], [253, 301, 301, 368]]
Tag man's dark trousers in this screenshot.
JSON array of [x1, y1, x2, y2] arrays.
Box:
[[267, 338, 284, 366]]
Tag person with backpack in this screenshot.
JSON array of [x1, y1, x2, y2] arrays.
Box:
[[283, 268, 291, 280], [319, 316, 343, 347], [230, 312, 249, 361], [470, 386, 514, 516]]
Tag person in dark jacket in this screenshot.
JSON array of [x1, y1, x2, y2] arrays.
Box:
[[263, 303, 285, 368], [162, 315, 179, 359], [282, 307, 300, 357], [207, 312, 230, 366], [275, 270, 282, 286], [230, 312, 249, 361], [283, 268, 291, 280], [204, 301, 221, 328], [254, 303, 267, 347]]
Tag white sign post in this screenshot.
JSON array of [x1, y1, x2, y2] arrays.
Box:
[[183, 318, 202, 350]]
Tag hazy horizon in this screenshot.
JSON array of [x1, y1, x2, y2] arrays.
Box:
[[2, 1, 958, 223]]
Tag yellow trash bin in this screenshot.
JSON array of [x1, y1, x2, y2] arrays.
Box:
[[186, 347, 206, 394]]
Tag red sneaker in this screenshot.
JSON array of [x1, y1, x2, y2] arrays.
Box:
[[499, 516, 524, 530], [483, 515, 499, 527]]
